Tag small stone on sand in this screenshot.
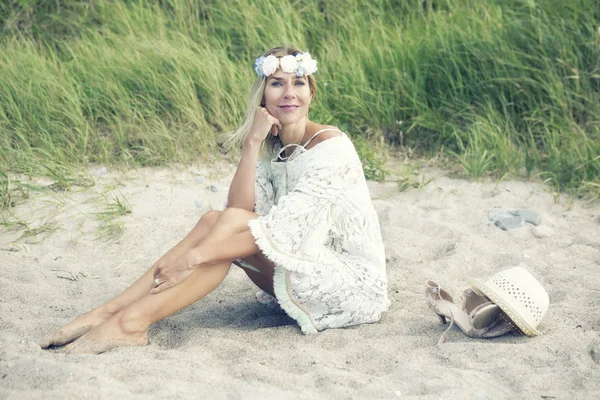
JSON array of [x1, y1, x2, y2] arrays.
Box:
[[488, 209, 513, 222], [515, 210, 541, 226], [589, 342, 600, 363], [93, 166, 107, 177], [532, 225, 555, 238], [194, 200, 203, 208], [489, 209, 541, 231], [495, 215, 525, 231], [210, 185, 218, 192]]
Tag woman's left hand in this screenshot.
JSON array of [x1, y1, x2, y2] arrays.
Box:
[[150, 252, 196, 294]]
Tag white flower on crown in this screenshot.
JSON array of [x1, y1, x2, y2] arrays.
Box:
[[254, 51, 318, 78], [295, 52, 318, 76], [280, 55, 298, 74], [261, 55, 279, 77]]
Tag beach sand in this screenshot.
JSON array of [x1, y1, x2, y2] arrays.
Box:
[[1, 159, 599, 399]]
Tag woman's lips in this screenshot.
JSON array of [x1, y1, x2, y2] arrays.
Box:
[[279, 105, 299, 111]]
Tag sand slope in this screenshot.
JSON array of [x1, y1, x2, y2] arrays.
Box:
[[1, 161, 599, 399]]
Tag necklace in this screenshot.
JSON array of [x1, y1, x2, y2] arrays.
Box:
[[278, 119, 309, 161], [275, 120, 309, 194]]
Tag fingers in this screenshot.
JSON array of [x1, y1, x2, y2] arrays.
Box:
[[151, 264, 190, 294], [150, 281, 172, 294], [269, 124, 279, 137], [150, 275, 172, 294], [152, 269, 167, 292], [255, 106, 282, 137], [268, 116, 282, 137]]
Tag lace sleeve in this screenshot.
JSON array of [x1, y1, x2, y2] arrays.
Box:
[[249, 150, 363, 273], [254, 160, 275, 216]]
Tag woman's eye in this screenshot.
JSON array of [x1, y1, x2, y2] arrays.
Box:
[[270, 81, 282, 87], [295, 81, 306, 86]]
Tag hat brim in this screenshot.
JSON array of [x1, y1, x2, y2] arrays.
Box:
[[468, 278, 541, 337]]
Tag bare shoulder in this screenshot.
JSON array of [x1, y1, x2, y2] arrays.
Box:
[[311, 124, 343, 144]]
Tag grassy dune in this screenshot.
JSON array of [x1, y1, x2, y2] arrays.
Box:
[[1, 0, 599, 209]]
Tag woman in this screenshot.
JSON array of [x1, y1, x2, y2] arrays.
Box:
[[41, 45, 389, 354]]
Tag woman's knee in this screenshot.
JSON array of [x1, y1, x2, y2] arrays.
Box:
[[198, 210, 221, 227], [220, 207, 257, 222]]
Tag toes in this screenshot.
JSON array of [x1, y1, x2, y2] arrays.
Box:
[[39, 336, 53, 349], [39, 330, 65, 349], [63, 335, 85, 354], [40, 326, 93, 349]]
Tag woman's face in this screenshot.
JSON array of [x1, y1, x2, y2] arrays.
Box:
[[263, 69, 313, 125]]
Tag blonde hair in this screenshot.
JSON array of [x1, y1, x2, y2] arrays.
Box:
[[225, 45, 317, 157]]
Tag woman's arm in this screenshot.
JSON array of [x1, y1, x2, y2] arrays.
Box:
[[226, 140, 261, 211], [150, 228, 260, 294], [227, 107, 281, 210]]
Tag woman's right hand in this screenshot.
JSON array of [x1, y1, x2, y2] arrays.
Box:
[[246, 107, 282, 146], [151, 250, 181, 273]]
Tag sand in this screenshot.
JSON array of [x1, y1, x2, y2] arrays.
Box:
[[1, 159, 599, 399]]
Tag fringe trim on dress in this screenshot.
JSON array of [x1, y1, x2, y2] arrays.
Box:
[[248, 219, 318, 275], [249, 218, 319, 334], [273, 267, 318, 334]]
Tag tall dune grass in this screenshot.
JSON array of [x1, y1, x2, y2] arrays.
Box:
[[1, 0, 599, 207]]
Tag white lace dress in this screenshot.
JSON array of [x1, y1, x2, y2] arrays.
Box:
[[243, 131, 389, 334]]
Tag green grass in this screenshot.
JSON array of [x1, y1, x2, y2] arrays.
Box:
[[0, 0, 599, 211], [396, 171, 434, 192], [0, 210, 58, 243], [92, 193, 132, 241]]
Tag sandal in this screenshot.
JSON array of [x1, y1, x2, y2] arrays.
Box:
[[424, 281, 514, 345]]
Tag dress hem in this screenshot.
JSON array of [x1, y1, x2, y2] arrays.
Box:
[[248, 218, 319, 334], [273, 267, 318, 335]]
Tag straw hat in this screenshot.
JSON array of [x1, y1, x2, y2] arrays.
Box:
[[468, 266, 549, 336]]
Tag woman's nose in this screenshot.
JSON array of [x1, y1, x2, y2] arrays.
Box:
[[283, 85, 296, 98]]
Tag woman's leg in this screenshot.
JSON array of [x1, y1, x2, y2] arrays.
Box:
[[234, 254, 276, 297], [65, 208, 268, 354], [40, 210, 222, 349]]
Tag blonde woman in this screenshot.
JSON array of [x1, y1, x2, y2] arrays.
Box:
[[41, 45, 389, 354]]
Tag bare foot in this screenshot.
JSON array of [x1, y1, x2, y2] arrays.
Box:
[[40, 307, 114, 349], [64, 313, 149, 354]]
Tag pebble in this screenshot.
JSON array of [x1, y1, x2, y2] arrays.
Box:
[[495, 215, 525, 231], [514, 210, 541, 226], [195, 176, 204, 183], [589, 342, 600, 363], [1, 247, 19, 252], [93, 166, 107, 177], [532, 225, 555, 238], [210, 185, 218, 192], [194, 200, 203, 209], [488, 209, 541, 231], [481, 189, 500, 199], [487, 209, 513, 222]]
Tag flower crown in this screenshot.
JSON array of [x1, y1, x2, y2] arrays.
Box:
[[254, 52, 318, 78]]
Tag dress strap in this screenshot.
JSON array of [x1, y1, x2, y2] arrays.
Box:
[[275, 128, 343, 162], [302, 128, 343, 149]]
